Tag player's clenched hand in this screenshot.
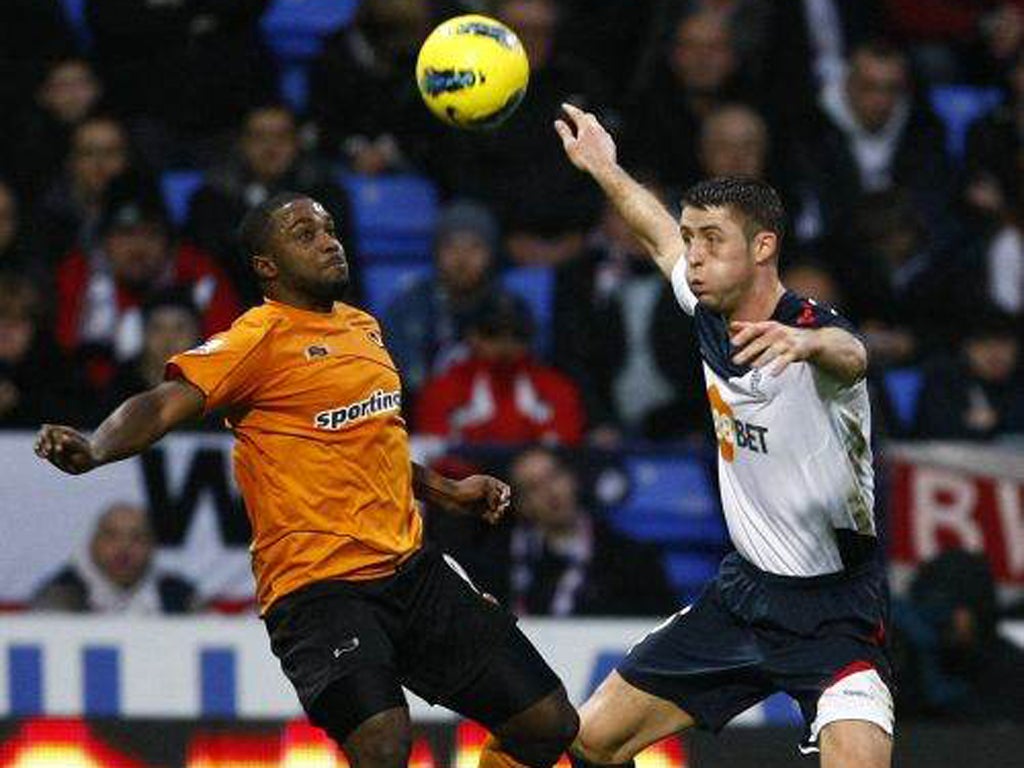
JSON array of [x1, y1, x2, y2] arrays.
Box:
[[730, 321, 817, 377], [34, 424, 99, 475], [554, 102, 617, 177], [453, 475, 512, 525]]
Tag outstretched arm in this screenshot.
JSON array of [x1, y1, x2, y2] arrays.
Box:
[[412, 462, 511, 524], [555, 103, 684, 278], [730, 322, 868, 386], [35, 380, 206, 474]]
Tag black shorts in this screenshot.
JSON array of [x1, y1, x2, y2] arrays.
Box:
[[618, 552, 894, 749], [264, 544, 561, 736]]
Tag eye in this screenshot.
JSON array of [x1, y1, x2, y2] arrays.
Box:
[[298, 228, 314, 242]]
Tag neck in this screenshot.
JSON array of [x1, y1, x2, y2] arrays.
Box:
[[266, 285, 336, 313], [726, 277, 785, 323]]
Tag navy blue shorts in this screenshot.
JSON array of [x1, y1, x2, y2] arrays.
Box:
[[618, 552, 893, 748]]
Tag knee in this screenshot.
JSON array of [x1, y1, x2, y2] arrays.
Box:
[[500, 691, 579, 766], [346, 732, 411, 768], [572, 720, 628, 765], [819, 721, 891, 768]]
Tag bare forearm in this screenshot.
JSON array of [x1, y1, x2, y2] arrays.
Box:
[[809, 328, 868, 385], [590, 163, 683, 277], [91, 381, 204, 465], [411, 462, 462, 513]]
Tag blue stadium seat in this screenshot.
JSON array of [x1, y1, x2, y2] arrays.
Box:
[[604, 453, 725, 545], [59, 0, 92, 51], [500, 266, 554, 358], [340, 173, 439, 260], [884, 367, 924, 431], [261, 0, 360, 111], [261, 0, 360, 60], [160, 170, 205, 227], [362, 263, 433, 318], [929, 85, 1003, 162]]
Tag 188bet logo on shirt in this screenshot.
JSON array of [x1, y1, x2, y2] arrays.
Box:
[[707, 384, 768, 462]]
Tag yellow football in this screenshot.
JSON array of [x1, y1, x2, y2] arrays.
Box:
[[416, 15, 530, 130]]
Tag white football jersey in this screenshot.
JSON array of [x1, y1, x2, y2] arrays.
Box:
[[672, 258, 876, 576]]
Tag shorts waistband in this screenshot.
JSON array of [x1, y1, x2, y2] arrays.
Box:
[[730, 552, 879, 589]]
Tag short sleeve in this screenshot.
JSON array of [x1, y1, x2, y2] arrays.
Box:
[[165, 315, 270, 413], [670, 253, 697, 315]]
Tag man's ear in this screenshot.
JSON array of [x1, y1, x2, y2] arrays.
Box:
[[252, 253, 277, 281], [752, 231, 778, 265]]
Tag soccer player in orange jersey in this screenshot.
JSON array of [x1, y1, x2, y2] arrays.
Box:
[[35, 192, 578, 768]]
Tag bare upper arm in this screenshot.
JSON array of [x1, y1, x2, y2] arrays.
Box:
[[152, 379, 207, 430]]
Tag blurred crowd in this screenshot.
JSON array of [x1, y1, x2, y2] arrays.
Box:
[[4, 0, 1024, 724], [1, 0, 1024, 443]]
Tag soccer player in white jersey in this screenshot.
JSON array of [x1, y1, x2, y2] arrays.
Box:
[[555, 104, 893, 768]]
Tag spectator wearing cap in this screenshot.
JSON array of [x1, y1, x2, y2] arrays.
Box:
[[414, 293, 586, 445], [914, 311, 1024, 440], [383, 200, 503, 393], [186, 103, 354, 306], [54, 172, 240, 394]]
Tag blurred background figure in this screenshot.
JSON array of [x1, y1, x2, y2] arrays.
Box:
[[914, 311, 1024, 440], [441, 0, 607, 266], [893, 548, 1024, 723], [384, 200, 502, 394], [8, 57, 103, 205], [502, 447, 677, 616], [622, 10, 745, 191], [32, 114, 132, 263], [415, 293, 585, 445], [33, 502, 198, 615], [553, 198, 706, 444], [85, 0, 276, 165], [93, 288, 205, 423], [186, 103, 353, 305], [0, 273, 70, 427], [311, 0, 434, 174], [55, 172, 239, 397], [810, 40, 953, 241]]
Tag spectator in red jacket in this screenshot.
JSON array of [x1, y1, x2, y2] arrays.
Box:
[[55, 172, 240, 392], [414, 292, 585, 445]]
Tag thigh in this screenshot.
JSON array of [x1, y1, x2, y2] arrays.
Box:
[[265, 586, 397, 713], [819, 719, 892, 768], [443, 623, 564, 730], [575, 671, 695, 765], [396, 550, 519, 704], [308, 667, 408, 747], [617, 587, 772, 734]]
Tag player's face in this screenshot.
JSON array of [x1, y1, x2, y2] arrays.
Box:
[[680, 205, 761, 314], [266, 198, 349, 302]]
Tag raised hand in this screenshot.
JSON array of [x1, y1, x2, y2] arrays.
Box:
[[554, 102, 618, 177], [34, 424, 98, 475]]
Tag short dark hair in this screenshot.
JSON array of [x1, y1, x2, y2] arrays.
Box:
[[237, 191, 310, 258], [681, 176, 786, 244]]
